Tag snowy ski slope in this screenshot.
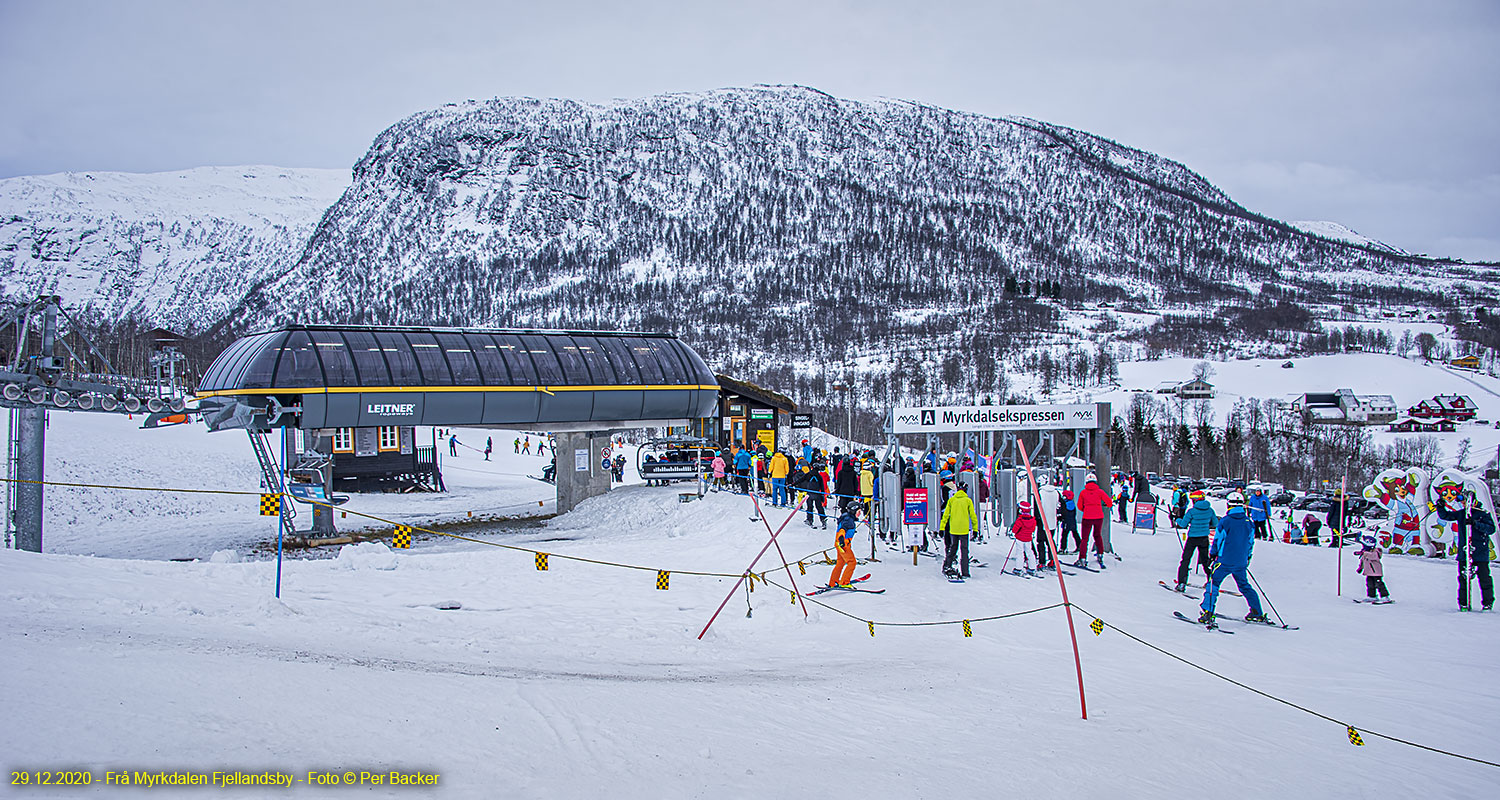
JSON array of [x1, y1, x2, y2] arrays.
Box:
[[4, 412, 1498, 798]]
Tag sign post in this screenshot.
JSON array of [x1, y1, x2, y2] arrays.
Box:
[[1131, 502, 1157, 534], [893, 403, 1098, 434], [903, 488, 928, 564]]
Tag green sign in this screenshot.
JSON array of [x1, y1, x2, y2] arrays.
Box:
[[749, 408, 774, 420]]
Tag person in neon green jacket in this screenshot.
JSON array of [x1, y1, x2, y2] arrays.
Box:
[[940, 480, 977, 578]]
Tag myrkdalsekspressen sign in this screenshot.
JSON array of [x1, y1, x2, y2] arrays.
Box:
[[891, 404, 1098, 433]]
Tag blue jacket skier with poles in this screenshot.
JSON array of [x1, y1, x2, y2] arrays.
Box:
[[1199, 491, 1269, 626]]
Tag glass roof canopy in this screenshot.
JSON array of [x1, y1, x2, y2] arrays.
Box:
[[196, 325, 719, 430]]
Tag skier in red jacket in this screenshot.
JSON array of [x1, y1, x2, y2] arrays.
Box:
[[1075, 474, 1113, 567]]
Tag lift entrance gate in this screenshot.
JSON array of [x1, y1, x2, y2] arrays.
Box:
[[878, 402, 1112, 550]]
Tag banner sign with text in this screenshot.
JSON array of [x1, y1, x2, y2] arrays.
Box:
[[903, 488, 929, 525], [892, 403, 1097, 434]]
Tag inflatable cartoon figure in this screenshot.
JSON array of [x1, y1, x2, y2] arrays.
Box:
[[1425, 469, 1497, 559], [1363, 467, 1429, 555]]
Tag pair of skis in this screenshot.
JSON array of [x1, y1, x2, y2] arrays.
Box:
[[805, 573, 885, 596], [1158, 580, 1237, 599], [1171, 609, 1298, 631]]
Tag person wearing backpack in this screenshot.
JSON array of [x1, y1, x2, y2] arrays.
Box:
[[1056, 489, 1080, 555], [1172, 489, 1217, 592]]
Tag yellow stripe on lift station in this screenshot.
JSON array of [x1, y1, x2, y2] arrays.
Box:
[[194, 384, 719, 399]]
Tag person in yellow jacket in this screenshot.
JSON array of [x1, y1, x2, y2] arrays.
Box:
[[939, 479, 977, 579], [859, 461, 876, 520], [769, 450, 791, 507]]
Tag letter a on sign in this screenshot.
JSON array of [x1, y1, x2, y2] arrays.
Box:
[[921, 410, 936, 426]]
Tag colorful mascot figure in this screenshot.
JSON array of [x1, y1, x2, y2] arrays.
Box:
[[1363, 467, 1429, 555], [1425, 469, 1496, 559]]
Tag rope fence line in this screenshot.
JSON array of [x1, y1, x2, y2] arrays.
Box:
[[11, 477, 1500, 768], [1070, 602, 1500, 770], [0, 477, 858, 582]]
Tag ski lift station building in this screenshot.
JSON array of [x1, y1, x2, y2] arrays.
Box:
[[195, 324, 720, 513]]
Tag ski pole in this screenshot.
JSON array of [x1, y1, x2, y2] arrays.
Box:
[[1246, 568, 1288, 628], [998, 538, 1018, 575]]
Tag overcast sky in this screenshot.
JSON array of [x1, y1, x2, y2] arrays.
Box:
[[1, 0, 1496, 260]]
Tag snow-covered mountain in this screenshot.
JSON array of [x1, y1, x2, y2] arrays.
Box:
[[233, 86, 1492, 338], [0, 165, 347, 331], [4, 87, 1496, 408], [1291, 220, 1408, 256]]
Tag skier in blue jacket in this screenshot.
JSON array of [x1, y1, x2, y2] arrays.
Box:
[[733, 447, 754, 494], [1246, 487, 1272, 540], [1199, 491, 1268, 626]]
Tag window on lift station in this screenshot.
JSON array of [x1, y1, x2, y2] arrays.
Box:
[[332, 428, 354, 453], [378, 426, 400, 452]]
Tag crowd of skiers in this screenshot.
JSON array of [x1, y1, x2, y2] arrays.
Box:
[[686, 437, 1496, 612], [704, 439, 880, 526]]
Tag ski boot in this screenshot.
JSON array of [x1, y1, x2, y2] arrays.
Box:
[[1245, 611, 1270, 624], [1072, 558, 1087, 568], [1197, 610, 1216, 626], [1173, 581, 1188, 593]]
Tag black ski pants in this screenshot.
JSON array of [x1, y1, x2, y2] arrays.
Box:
[[1365, 575, 1390, 599], [1457, 542, 1495, 609], [1060, 518, 1080, 553], [942, 532, 970, 577], [1253, 519, 1268, 540], [1177, 536, 1211, 585]]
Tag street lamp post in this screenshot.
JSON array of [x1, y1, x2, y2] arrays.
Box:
[[831, 379, 854, 448]]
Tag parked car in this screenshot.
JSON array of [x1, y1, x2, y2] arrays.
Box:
[[1268, 491, 1296, 506], [1302, 499, 1334, 514], [1292, 494, 1329, 510]]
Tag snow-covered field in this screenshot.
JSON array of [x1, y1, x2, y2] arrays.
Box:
[[5, 413, 1499, 798]]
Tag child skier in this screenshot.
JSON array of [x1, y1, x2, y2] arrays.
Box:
[[828, 501, 861, 589], [1057, 490, 1080, 555], [1011, 500, 1038, 574], [711, 453, 727, 490], [1355, 534, 1392, 603], [1282, 515, 1301, 544]]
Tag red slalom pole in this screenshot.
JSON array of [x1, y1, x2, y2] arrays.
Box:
[[698, 493, 808, 640], [749, 492, 811, 617], [1018, 446, 1088, 721]]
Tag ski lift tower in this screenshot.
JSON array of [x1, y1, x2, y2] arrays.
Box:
[[2, 296, 184, 552]]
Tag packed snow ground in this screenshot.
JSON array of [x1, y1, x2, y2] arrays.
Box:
[[5, 416, 1500, 798]]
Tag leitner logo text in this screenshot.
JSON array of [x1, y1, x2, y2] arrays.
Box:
[[366, 403, 416, 415]]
